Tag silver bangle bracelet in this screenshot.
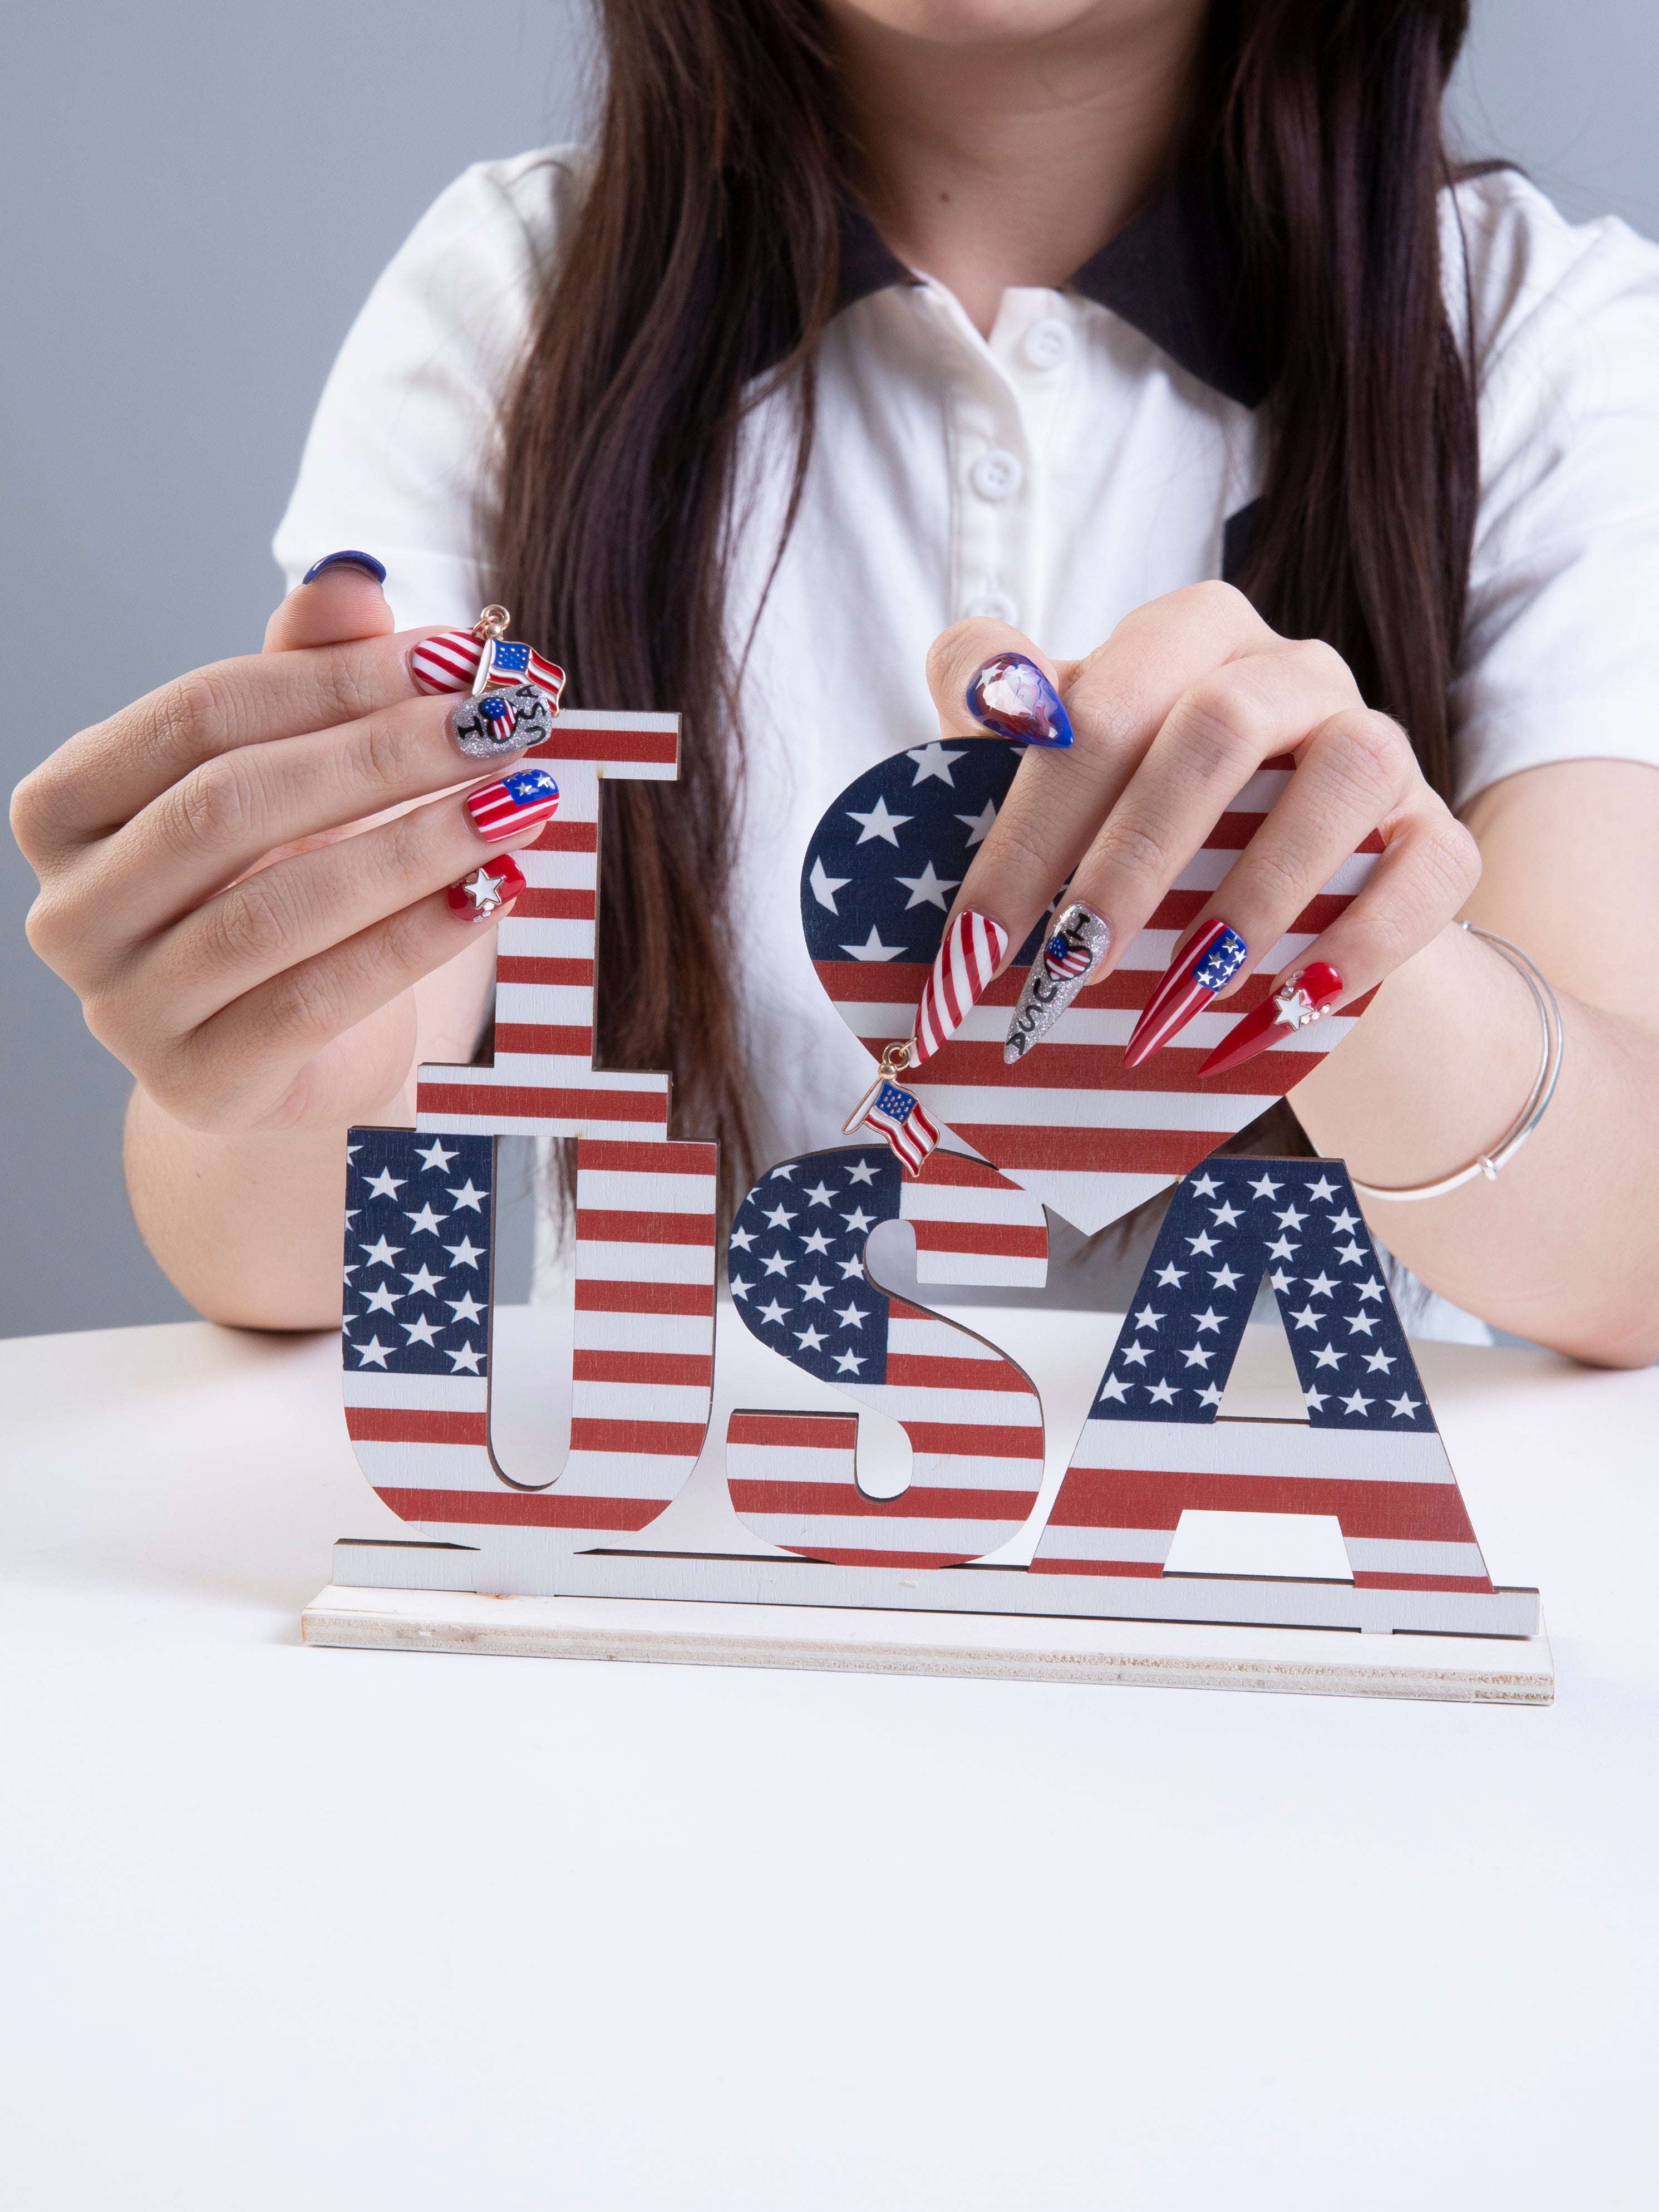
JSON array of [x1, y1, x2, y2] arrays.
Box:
[[1349, 921, 1566, 1205]]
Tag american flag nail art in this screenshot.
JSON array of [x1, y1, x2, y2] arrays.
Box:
[[1121, 918, 1249, 1068], [1003, 902, 1111, 1063], [410, 625, 566, 702], [912, 908, 1009, 1065], [466, 765, 562, 844]]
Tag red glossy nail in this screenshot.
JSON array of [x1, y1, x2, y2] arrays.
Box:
[[1121, 918, 1249, 1068], [466, 765, 562, 843], [447, 854, 526, 920], [1197, 961, 1345, 1078]]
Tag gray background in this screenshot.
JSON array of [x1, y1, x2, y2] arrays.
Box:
[[2, 0, 1655, 1339]]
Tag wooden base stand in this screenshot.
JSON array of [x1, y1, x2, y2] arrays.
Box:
[[303, 1582, 1554, 1704]]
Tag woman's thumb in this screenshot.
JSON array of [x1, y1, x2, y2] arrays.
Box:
[[264, 551, 393, 653]]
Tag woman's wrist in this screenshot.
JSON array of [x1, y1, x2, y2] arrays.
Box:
[[1289, 919, 1543, 1189]]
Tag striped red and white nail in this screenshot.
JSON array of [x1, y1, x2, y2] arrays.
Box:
[[1197, 961, 1345, 1078], [410, 627, 565, 699], [447, 854, 526, 921], [465, 765, 562, 844], [912, 908, 1009, 1065], [1121, 918, 1249, 1069]]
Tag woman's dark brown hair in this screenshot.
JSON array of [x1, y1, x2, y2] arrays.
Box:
[[491, 0, 1478, 1201]]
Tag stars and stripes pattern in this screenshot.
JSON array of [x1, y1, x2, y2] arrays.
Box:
[[1031, 1157, 1495, 1595], [466, 765, 563, 840], [801, 738, 1379, 1237], [415, 734, 682, 1137], [914, 908, 1009, 1063], [725, 1143, 1045, 1567], [342, 1129, 716, 1541], [410, 626, 566, 702]]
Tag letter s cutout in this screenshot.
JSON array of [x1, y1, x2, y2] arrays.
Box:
[[725, 1142, 1047, 1568]]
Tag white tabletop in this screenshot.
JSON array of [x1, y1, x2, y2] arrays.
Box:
[[2, 1313, 1655, 2209]]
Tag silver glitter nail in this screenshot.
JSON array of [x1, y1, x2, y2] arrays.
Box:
[[1003, 903, 1111, 1064], [451, 682, 553, 759]]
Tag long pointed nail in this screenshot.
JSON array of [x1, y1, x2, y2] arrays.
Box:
[[913, 909, 1008, 1064], [465, 765, 562, 843], [1121, 919, 1249, 1068], [447, 854, 526, 920], [1197, 961, 1345, 1077], [450, 685, 552, 760], [967, 653, 1074, 747], [302, 549, 386, 584], [1004, 903, 1110, 1063]]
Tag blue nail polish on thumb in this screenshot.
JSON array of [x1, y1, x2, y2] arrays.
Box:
[[966, 652, 1073, 746], [302, 549, 387, 586]]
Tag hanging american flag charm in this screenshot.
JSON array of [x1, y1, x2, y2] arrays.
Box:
[[842, 1043, 940, 1177]]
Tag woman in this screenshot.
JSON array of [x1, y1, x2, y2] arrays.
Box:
[[12, 0, 1659, 1364]]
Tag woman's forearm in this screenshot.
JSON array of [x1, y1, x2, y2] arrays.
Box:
[[1292, 922, 1659, 1366]]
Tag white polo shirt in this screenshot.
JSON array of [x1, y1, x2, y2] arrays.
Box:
[[274, 149, 1659, 1330]]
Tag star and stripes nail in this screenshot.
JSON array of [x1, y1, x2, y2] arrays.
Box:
[[466, 765, 562, 844]]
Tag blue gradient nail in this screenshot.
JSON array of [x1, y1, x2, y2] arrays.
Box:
[[302, 550, 387, 585], [967, 652, 1073, 748]]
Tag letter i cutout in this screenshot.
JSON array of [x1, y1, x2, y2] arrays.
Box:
[[339, 706, 718, 1579]]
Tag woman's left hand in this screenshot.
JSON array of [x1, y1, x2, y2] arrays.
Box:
[[918, 582, 1481, 1070]]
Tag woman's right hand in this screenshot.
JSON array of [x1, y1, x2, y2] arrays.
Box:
[[10, 562, 551, 1134]]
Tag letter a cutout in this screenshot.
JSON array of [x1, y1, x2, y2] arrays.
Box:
[[1032, 1156, 1504, 1629], [341, 710, 717, 1589]]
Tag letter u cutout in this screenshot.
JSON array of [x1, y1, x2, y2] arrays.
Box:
[[340, 711, 717, 1572], [725, 1143, 1048, 1568]]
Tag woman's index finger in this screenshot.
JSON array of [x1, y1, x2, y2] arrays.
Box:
[[17, 626, 432, 854]]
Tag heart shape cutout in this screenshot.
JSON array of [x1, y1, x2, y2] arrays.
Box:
[[801, 739, 1374, 1235]]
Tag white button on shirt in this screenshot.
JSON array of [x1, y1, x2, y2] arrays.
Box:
[[275, 149, 1659, 1327]]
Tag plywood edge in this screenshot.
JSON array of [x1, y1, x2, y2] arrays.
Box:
[[302, 1585, 1554, 1705]]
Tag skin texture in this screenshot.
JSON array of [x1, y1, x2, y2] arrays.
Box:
[[12, 0, 1659, 1360]]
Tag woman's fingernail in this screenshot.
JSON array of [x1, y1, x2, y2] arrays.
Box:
[[447, 854, 526, 920], [466, 765, 562, 844], [1122, 918, 1249, 1068], [1197, 961, 1345, 1078], [1004, 903, 1111, 1063], [913, 908, 1009, 1064], [302, 550, 386, 585], [450, 685, 552, 760], [409, 628, 484, 695], [966, 653, 1074, 748]]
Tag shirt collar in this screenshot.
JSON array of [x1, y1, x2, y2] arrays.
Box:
[[834, 170, 1267, 410]]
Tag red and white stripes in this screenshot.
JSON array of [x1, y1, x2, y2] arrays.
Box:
[[410, 626, 565, 699], [726, 1300, 1044, 1570], [912, 909, 1008, 1064], [1032, 1419, 1494, 1598], [415, 720, 682, 1138]]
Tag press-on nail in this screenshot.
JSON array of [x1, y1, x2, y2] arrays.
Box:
[[1197, 961, 1345, 1077], [302, 550, 386, 584], [447, 854, 526, 920], [967, 653, 1073, 747], [1122, 919, 1249, 1068], [913, 909, 1008, 1064], [1003, 903, 1111, 1063], [466, 765, 562, 844], [450, 685, 551, 760]]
